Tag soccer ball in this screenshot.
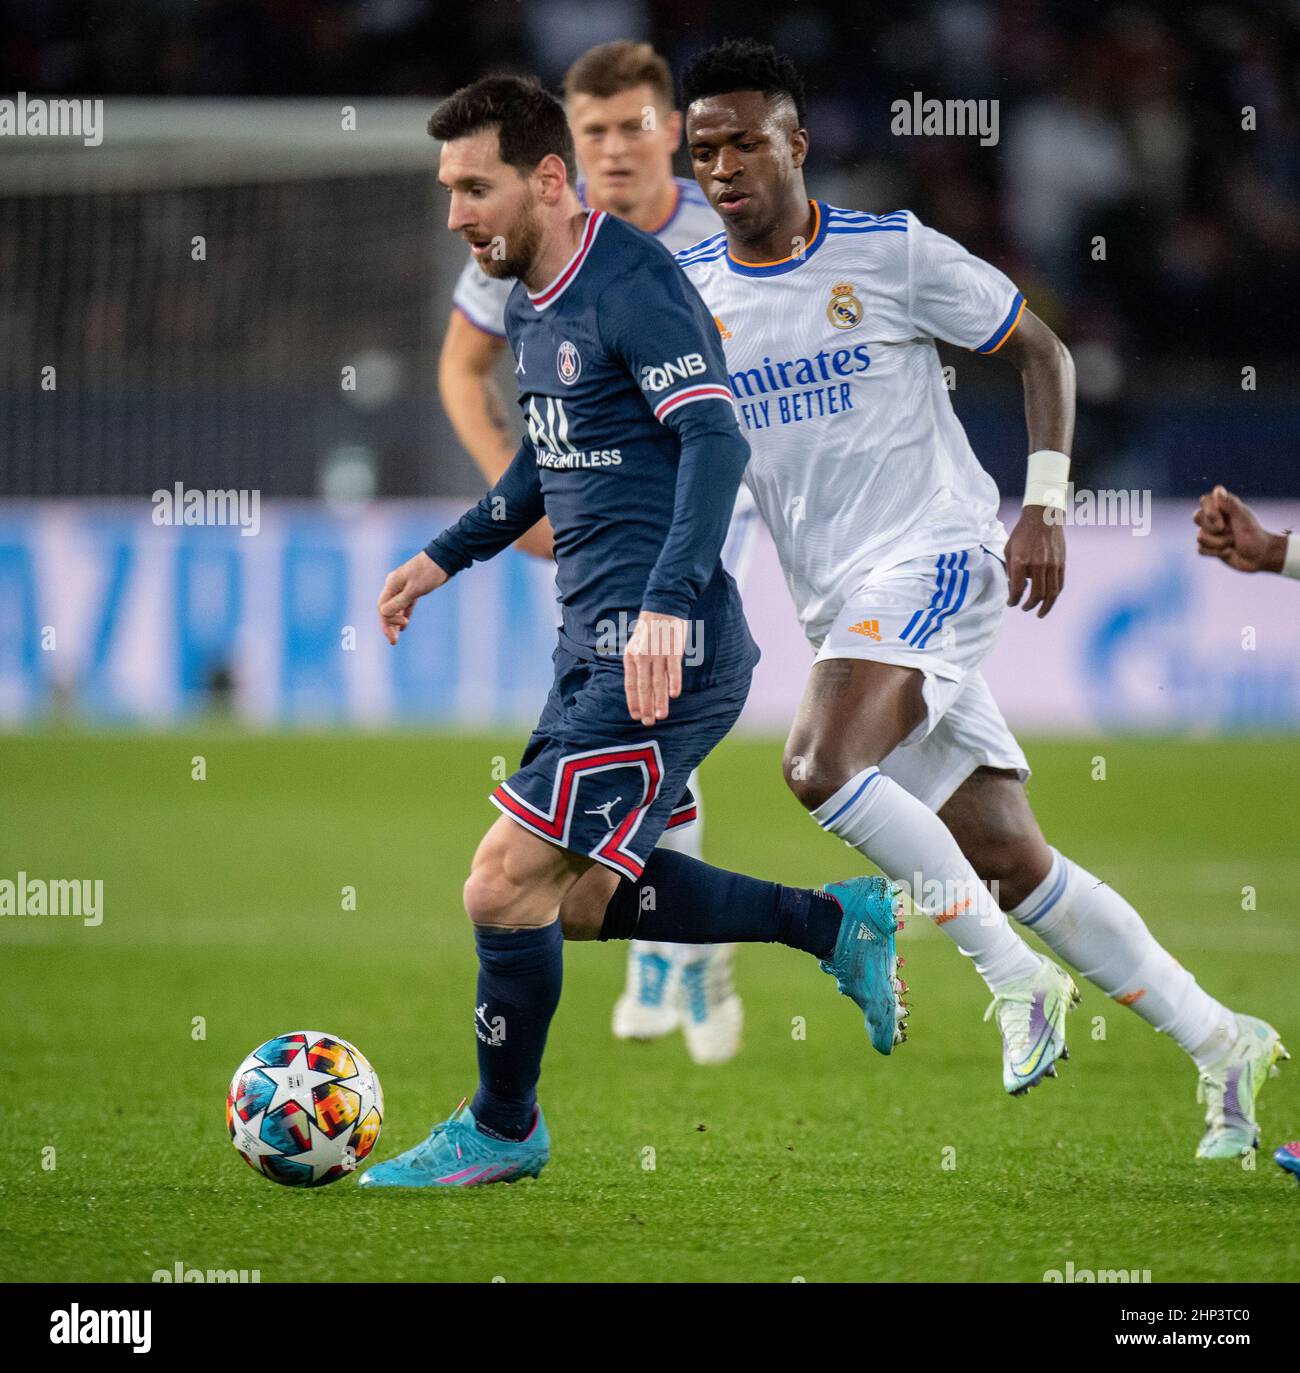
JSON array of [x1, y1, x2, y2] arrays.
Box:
[[226, 1031, 384, 1187]]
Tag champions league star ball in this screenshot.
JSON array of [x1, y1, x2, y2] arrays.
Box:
[[226, 1031, 384, 1187]]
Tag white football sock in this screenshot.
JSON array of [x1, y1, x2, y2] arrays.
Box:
[[636, 787, 705, 962], [812, 767, 1042, 991], [1010, 848, 1238, 1067]]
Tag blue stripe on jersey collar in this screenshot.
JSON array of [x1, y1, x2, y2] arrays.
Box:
[[725, 200, 830, 278], [676, 233, 726, 265]]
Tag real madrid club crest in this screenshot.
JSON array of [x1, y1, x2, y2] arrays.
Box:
[[556, 339, 581, 384], [827, 282, 863, 331]]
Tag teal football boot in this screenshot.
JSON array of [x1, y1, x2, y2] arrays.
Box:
[[819, 875, 909, 1054], [358, 1100, 549, 1189]]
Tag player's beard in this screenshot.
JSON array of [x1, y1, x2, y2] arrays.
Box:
[[476, 200, 543, 281]]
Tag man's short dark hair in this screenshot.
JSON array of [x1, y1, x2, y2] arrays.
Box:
[[428, 75, 578, 185], [680, 38, 807, 126]]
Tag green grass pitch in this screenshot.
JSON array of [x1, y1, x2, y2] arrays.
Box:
[[2, 732, 1297, 1283]]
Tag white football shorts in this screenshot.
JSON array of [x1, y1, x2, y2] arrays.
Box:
[[811, 544, 1029, 811]]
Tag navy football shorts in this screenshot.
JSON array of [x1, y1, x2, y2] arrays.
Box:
[[490, 645, 752, 880]]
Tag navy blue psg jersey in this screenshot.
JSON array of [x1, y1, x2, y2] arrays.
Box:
[[428, 210, 757, 682]]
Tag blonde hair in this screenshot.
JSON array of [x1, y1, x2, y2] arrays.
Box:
[[564, 41, 674, 110]]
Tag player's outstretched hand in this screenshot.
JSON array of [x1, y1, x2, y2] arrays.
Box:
[[1194, 485, 1287, 574], [377, 552, 448, 645], [624, 610, 686, 727], [1005, 504, 1066, 617]]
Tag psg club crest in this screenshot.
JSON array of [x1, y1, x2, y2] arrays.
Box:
[[556, 339, 582, 385], [827, 281, 863, 331]]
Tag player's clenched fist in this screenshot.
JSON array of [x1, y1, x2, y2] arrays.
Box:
[[624, 610, 687, 726], [377, 552, 449, 645], [1194, 485, 1288, 575]]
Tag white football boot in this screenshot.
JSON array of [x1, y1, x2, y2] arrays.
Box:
[[1195, 1014, 1289, 1159], [612, 941, 683, 1041], [679, 945, 743, 1065], [984, 957, 1080, 1095]]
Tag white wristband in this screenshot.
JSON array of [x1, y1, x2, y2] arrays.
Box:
[[1282, 533, 1300, 580], [1023, 449, 1071, 511]]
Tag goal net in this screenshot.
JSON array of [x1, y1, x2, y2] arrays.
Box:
[[0, 99, 468, 498]]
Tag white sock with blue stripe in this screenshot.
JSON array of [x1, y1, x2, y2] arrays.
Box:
[[811, 766, 1042, 992], [1010, 849, 1237, 1067]]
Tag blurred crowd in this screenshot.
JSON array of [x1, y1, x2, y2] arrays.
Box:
[[2, 0, 1298, 498], [4, 0, 1298, 376]]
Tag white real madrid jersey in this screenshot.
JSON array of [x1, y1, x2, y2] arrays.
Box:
[[677, 202, 1024, 645], [452, 176, 720, 337]]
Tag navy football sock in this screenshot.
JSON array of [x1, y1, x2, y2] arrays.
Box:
[[469, 922, 563, 1142], [598, 849, 842, 959]]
